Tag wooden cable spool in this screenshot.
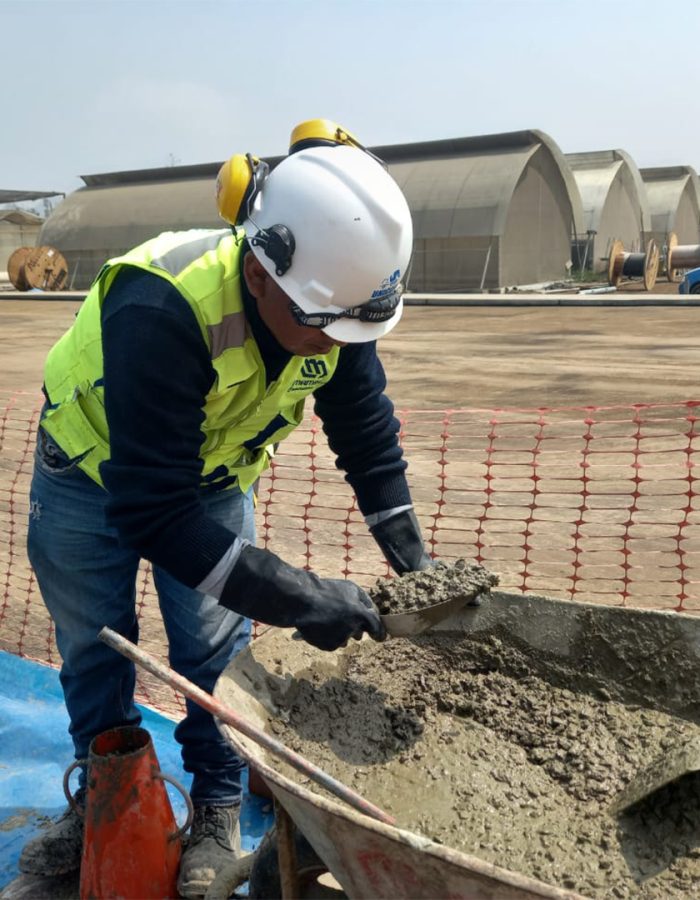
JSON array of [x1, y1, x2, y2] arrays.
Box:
[[7, 245, 69, 292], [7, 247, 33, 291], [665, 232, 700, 282], [23, 246, 69, 291], [607, 238, 659, 291]]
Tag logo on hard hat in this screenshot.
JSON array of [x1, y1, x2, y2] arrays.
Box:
[[371, 269, 401, 300]]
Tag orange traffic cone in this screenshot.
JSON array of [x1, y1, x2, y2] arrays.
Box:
[[74, 725, 192, 900]]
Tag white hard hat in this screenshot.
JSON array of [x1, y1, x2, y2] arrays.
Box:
[[242, 145, 413, 343]]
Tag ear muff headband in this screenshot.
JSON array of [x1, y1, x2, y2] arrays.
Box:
[[289, 118, 361, 155], [289, 118, 387, 168], [216, 153, 270, 226], [217, 119, 376, 228]]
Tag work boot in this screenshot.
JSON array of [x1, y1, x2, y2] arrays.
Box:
[[177, 804, 241, 899], [19, 789, 85, 876]]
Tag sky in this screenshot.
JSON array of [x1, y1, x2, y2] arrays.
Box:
[[2, 0, 700, 198]]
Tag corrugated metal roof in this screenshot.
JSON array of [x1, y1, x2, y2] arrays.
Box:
[[640, 165, 699, 182], [640, 165, 700, 208], [46, 128, 584, 289], [78, 135, 545, 187], [639, 166, 700, 243], [64, 129, 581, 244], [373, 129, 575, 162], [390, 150, 536, 239], [0, 190, 64, 203], [80, 162, 231, 187], [566, 149, 651, 235], [386, 129, 582, 239], [79, 128, 572, 186]]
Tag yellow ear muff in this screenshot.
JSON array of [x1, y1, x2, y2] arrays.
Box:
[[288, 119, 361, 155], [215, 153, 268, 225]]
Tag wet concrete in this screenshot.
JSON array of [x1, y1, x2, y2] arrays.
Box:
[[270, 636, 700, 897], [255, 566, 700, 898], [371, 559, 498, 615]]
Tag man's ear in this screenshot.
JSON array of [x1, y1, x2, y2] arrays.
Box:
[[243, 251, 267, 299]]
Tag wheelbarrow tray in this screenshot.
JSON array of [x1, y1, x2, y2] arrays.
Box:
[[213, 591, 700, 899]]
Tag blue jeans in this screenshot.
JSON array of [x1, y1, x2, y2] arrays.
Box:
[[27, 429, 255, 806]]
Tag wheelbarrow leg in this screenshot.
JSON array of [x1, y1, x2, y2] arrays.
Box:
[[275, 799, 300, 899]]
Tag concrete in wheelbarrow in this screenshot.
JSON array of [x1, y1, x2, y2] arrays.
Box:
[[213, 590, 700, 899]]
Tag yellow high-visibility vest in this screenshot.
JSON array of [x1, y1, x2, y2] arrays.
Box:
[[41, 229, 339, 492]]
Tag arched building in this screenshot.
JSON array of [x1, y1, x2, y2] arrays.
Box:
[[38, 163, 225, 289], [565, 150, 651, 273], [376, 129, 583, 290], [639, 166, 700, 250], [40, 129, 584, 291]]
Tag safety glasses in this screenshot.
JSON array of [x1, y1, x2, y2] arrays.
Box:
[[288, 284, 403, 329]]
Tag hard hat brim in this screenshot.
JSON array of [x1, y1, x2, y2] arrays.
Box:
[[321, 298, 404, 344]]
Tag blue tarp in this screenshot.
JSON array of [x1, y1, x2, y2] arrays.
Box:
[[0, 651, 273, 890]]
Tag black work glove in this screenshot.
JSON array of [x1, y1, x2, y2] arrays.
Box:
[[369, 508, 435, 576], [219, 544, 386, 652]]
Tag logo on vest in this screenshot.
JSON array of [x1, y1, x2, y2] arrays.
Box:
[[290, 358, 328, 392], [300, 359, 327, 378]]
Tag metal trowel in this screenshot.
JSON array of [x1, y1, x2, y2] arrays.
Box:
[[376, 559, 498, 638], [380, 591, 484, 638], [292, 593, 481, 643], [611, 736, 700, 814]]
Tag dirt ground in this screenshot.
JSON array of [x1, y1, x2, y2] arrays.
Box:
[[3, 295, 700, 713], [2, 294, 700, 409]]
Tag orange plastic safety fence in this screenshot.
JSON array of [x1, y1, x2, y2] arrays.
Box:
[[2, 391, 699, 717]]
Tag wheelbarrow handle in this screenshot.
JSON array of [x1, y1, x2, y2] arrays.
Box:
[[99, 627, 396, 827]]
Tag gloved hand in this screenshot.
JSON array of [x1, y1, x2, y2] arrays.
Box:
[[219, 544, 386, 652], [369, 508, 435, 575]]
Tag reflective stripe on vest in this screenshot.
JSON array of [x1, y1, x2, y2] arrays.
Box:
[[41, 229, 339, 492]]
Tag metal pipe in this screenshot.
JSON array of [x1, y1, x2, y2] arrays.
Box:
[[479, 240, 493, 292], [579, 230, 595, 273], [99, 627, 396, 826]]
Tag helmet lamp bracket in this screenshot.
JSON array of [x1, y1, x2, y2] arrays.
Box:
[[250, 223, 296, 277]]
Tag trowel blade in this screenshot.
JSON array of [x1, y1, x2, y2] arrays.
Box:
[[611, 737, 700, 814], [380, 593, 482, 638]]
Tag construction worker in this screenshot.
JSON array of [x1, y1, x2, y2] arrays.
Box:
[[20, 121, 433, 897]]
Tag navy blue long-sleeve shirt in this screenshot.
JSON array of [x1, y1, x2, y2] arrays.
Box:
[[99, 258, 410, 589]]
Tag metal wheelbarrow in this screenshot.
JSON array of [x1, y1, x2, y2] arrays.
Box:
[[212, 590, 700, 899]]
